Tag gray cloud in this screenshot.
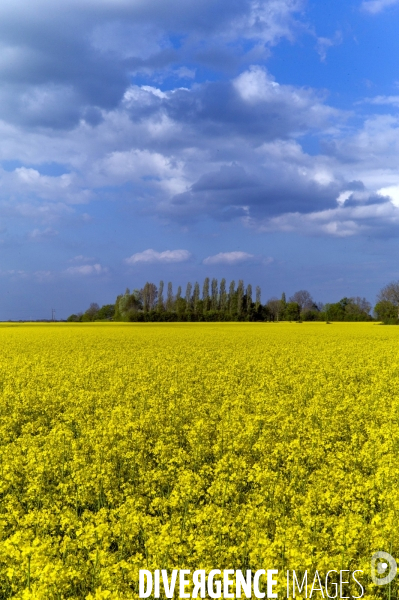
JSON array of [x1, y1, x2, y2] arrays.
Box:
[[161, 162, 342, 223], [0, 0, 305, 129]]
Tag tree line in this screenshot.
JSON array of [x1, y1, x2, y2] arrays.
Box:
[[67, 278, 375, 323]]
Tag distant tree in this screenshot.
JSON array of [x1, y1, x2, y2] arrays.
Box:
[[246, 283, 252, 315], [67, 313, 81, 322], [237, 280, 244, 316], [157, 281, 164, 312], [203, 277, 210, 311], [325, 297, 371, 322], [193, 282, 200, 314], [301, 308, 320, 321], [142, 282, 158, 312], [228, 280, 236, 315], [86, 302, 100, 319], [285, 302, 301, 321], [94, 304, 115, 320], [185, 282, 192, 318], [375, 280, 399, 322], [185, 282, 192, 305], [117, 290, 142, 320], [255, 286, 261, 311], [345, 296, 371, 317], [176, 296, 187, 319], [267, 297, 283, 321], [176, 285, 182, 303], [211, 278, 218, 310], [374, 300, 398, 323], [377, 280, 399, 308], [219, 279, 227, 313], [166, 282, 174, 311], [280, 292, 287, 320], [289, 290, 314, 312]]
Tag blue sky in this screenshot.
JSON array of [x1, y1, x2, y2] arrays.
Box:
[[1, 0, 399, 318]]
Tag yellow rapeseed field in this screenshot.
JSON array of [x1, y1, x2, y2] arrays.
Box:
[[0, 322, 397, 599]]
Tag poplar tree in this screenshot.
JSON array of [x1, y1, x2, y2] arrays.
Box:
[[185, 282, 193, 317], [211, 278, 218, 310], [142, 283, 150, 312], [175, 285, 184, 318], [246, 283, 252, 315], [219, 278, 227, 313], [255, 286, 261, 311], [185, 282, 193, 305], [237, 279, 244, 317], [203, 277, 210, 311], [228, 280, 236, 315], [157, 281, 164, 312], [166, 282, 173, 311], [193, 282, 200, 312]]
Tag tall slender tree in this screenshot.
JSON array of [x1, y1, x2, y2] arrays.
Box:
[[246, 283, 253, 315], [185, 282, 193, 305], [228, 280, 236, 315], [142, 282, 150, 312], [211, 278, 218, 310], [237, 280, 244, 316], [157, 281, 164, 312], [193, 282, 200, 312], [255, 286, 261, 311], [176, 286, 182, 302], [166, 282, 174, 311], [220, 278, 227, 313], [203, 277, 210, 311]]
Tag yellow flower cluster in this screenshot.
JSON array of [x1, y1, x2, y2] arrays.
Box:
[[0, 322, 396, 599]]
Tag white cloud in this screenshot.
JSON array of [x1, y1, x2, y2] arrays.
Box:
[[316, 31, 342, 62], [203, 251, 255, 265], [125, 249, 191, 264], [68, 255, 95, 263], [336, 191, 353, 205], [377, 185, 399, 207], [244, 199, 399, 237], [29, 227, 58, 240], [360, 95, 399, 107], [361, 0, 399, 13], [64, 263, 108, 275], [234, 66, 280, 103]]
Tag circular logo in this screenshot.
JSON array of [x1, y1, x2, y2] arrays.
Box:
[[371, 551, 397, 585]]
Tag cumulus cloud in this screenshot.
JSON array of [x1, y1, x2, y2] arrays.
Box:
[[0, 0, 305, 129], [203, 251, 256, 265], [244, 196, 399, 237], [125, 249, 192, 264], [64, 264, 108, 276]]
